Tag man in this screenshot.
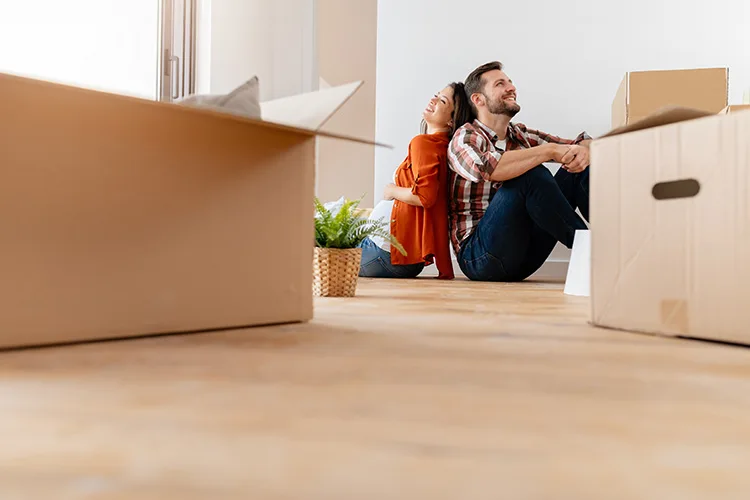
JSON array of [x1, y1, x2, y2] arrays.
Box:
[[448, 61, 591, 282]]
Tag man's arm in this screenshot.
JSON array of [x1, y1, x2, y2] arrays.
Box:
[[450, 127, 543, 183], [519, 124, 592, 148], [448, 128, 502, 183], [488, 144, 559, 182], [449, 126, 583, 183]]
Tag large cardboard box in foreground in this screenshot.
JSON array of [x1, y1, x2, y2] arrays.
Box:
[[612, 67, 728, 129], [591, 106, 750, 344], [0, 73, 378, 349]]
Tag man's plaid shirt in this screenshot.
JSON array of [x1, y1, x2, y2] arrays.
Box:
[[447, 119, 591, 254]]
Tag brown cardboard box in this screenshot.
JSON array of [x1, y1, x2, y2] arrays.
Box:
[[611, 68, 728, 129], [0, 72, 380, 349], [720, 104, 750, 114], [590, 106, 750, 345]]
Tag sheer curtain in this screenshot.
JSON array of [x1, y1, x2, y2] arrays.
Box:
[[0, 0, 159, 99]]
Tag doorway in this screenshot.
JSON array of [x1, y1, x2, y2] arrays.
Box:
[[158, 0, 197, 102]]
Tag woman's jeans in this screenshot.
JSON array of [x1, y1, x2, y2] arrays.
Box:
[[457, 165, 589, 282], [358, 237, 424, 278]]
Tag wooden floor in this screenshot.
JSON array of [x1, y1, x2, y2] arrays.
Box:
[[1, 278, 750, 499]]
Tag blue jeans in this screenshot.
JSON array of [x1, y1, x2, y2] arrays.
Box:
[[457, 165, 589, 282], [358, 237, 425, 278]]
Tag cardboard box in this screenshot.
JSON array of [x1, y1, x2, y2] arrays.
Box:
[[611, 68, 728, 129], [720, 104, 750, 114], [590, 106, 750, 345], [0, 72, 380, 349]]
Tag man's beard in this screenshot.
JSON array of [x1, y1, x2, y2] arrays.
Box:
[[486, 94, 520, 117]]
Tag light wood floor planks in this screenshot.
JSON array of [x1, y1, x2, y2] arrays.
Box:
[[1, 277, 749, 499]]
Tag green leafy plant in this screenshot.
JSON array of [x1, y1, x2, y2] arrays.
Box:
[[314, 197, 406, 256]]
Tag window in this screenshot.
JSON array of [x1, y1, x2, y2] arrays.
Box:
[[0, 0, 196, 102]]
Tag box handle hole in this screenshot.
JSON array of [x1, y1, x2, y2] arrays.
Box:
[[652, 179, 701, 200]]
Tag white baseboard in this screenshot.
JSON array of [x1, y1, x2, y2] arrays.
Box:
[[529, 259, 569, 281]]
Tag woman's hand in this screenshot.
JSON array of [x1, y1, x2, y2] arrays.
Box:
[[384, 183, 423, 206], [384, 183, 397, 201]]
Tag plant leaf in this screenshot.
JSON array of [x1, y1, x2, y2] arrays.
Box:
[[313, 196, 406, 255]]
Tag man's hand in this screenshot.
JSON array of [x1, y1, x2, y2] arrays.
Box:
[[559, 144, 590, 173], [384, 183, 397, 200], [548, 144, 572, 163]]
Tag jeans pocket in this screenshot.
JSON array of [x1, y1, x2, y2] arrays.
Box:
[[359, 256, 389, 278]]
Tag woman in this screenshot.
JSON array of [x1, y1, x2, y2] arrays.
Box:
[[359, 82, 473, 280]]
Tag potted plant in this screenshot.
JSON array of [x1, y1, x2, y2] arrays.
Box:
[[313, 197, 406, 297]]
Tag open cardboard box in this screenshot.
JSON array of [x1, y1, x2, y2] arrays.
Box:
[[590, 105, 750, 345], [0, 72, 383, 349], [611, 67, 728, 129]]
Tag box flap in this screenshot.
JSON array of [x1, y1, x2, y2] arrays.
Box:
[[261, 81, 363, 131], [0, 72, 391, 148], [599, 106, 714, 138], [258, 80, 391, 147]]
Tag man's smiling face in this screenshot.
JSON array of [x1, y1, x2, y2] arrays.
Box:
[[479, 69, 520, 117]]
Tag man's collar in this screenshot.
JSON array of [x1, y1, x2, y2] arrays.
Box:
[[473, 119, 497, 139], [474, 118, 516, 142]]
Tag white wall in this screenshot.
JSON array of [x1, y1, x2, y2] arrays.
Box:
[[0, 0, 159, 99], [199, 0, 315, 100], [375, 0, 750, 275]]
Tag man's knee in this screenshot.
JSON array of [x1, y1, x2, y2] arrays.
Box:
[[527, 164, 553, 178], [519, 165, 555, 186]]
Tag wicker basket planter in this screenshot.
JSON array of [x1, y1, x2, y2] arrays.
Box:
[[313, 247, 362, 297]]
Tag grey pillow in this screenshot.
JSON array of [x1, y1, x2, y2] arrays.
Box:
[[178, 76, 261, 119]]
